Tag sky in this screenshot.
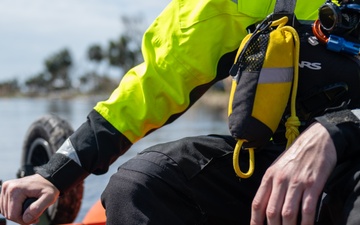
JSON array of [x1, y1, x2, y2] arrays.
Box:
[[0, 0, 170, 83]]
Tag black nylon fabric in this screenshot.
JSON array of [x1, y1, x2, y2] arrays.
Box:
[[315, 109, 360, 163], [36, 153, 89, 194], [229, 71, 264, 140], [292, 25, 360, 125], [273, 0, 296, 14], [228, 30, 270, 148], [101, 133, 360, 225], [101, 135, 282, 225], [275, 23, 360, 141], [70, 110, 132, 175]]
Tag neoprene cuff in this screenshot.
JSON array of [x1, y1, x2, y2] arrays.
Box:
[[70, 110, 132, 175], [315, 109, 360, 163], [36, 153, 90, 194]]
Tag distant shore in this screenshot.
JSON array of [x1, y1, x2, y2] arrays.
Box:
[[198, 90, 228, 110], [0, 88, 230, 119]]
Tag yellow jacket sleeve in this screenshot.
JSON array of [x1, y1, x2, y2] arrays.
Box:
[[35, 0, 327, 191], [94, 0, 324, 144]]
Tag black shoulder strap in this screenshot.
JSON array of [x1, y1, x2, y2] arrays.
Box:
[[273, 0, 298, 26], [245, 0, 298, 32], [274, 0, 296, 14]]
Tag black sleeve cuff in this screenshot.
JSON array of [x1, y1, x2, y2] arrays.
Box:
[[35, 153, 89, 194], [69, 110, 132, 175], [315, 109, 360, 163]]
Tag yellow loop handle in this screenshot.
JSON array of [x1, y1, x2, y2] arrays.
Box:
[[271, 16, 288, 28], [233, 139, 255, 178]]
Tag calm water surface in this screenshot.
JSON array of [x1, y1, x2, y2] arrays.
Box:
[[0, 97, 229, 224]]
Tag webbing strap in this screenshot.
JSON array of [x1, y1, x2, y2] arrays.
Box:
[[274, 0, 297, 14], [231, 0, 297, 14]]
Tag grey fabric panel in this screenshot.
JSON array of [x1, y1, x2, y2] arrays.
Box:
[[274, 0, 297, 13]]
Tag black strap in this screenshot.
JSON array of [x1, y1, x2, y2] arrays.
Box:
[[274, 0, 297, 14], [273, 0, 298, 26], [245, 0, 299, 33]]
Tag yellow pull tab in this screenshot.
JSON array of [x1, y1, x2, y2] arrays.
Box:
[[233, 140, 255, 178]]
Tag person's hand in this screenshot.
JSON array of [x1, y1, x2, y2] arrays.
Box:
[[0, 174, 59, 225], [250, 122, 337, 225]]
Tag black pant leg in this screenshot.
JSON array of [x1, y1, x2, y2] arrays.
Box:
[[101, 135, 282, 225]]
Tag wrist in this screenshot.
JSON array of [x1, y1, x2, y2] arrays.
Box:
[[35, 153, 89, 194]]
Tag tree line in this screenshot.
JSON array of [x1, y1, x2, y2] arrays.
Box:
[[0, 16, 144, 97]]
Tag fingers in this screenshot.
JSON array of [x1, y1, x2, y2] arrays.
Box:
[[280, 182, 303, 225], [252, 175, 298, 225], [22, 193, 59, 224], [266, 177, 288, 225], [251, 172, 319, 225], [0, 174, 59, 225], [0, 180, 27, 224], [299, 189, 318, 225], [250, 123, 335, 225], [250, 174, 272, 225], [23, 197, 47, 224]]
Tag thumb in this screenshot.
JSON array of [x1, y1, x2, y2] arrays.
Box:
[[23, 211, 39, 225], [22, 196, 54, 224]]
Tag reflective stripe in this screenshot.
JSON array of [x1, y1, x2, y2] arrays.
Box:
[[258, 67, 293, 83], [351, 109, 360, 120], [56, 139, 82, 166]]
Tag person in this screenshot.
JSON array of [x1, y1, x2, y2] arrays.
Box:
[[2, 0, 360, 224]]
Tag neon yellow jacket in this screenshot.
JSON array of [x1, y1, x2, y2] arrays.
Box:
[[94, 0, 325, 144], [38, 0, 333, 192]]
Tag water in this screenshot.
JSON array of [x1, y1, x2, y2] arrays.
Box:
[[0, 96, 229, 224]]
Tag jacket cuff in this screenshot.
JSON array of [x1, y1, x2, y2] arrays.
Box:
[[315, 109, 360, 163], [35, 153, 89, 194]]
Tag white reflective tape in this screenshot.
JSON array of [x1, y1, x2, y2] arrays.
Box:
[[259, 67, 293, 83], [351, 109, 360, 120], [56, 139, 82, 166]]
